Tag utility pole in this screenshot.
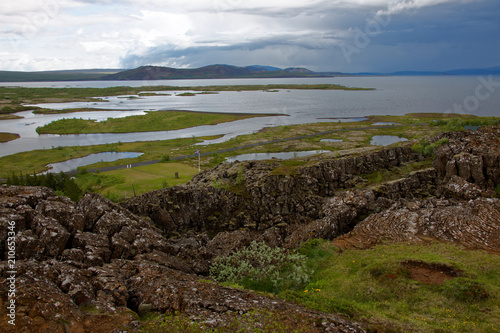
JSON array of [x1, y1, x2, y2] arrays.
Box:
[[195, 149, 200, 172]]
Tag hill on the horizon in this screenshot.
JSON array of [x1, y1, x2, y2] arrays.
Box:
[[0, 65, 499, 82], [100, 64, 330, 80], [0, 69, 127, 82]]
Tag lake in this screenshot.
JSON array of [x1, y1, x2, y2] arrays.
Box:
[[1, 76, 499, 158]]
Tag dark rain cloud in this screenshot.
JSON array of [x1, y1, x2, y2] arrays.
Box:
[[119, 0, 500, 72]]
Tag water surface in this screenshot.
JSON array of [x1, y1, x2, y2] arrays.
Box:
[[47, 152, 143, 173], [370, 135, 408, 146]]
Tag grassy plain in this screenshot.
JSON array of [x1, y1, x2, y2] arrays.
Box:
[[36, 110, 275, 134], [0, 136, 209, 178], [281, 240, 500, 333], [76, 162, 199, 201]]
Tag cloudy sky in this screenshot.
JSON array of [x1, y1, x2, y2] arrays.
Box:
[[1, 0, 499, 72]]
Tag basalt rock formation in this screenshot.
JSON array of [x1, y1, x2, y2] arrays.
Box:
[[0, 186, 365, 332], [1, 125, 499, 332], [334, 125, 500, 252]]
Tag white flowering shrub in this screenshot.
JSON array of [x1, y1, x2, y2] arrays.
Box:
[[209, 241, 310, 293]]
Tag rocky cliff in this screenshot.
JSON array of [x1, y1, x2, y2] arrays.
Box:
[[0, 186, 364, 332], [1, 125, 499, 332]]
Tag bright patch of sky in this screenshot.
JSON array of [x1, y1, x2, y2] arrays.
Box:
[[0, 0, 498, 72]]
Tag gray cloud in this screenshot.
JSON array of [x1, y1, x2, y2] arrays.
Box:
[[119, 32, 344, 69], [0, 0, 499, 71]]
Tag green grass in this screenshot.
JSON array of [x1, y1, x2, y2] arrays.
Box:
[[359, 158, 434, 186], [0, 132, 20, 143], [280, 240, 500, 332], [411, 138, 449, 157], [430, 117, 500, 131], [140, 309, 322, 333], [76, 162, 199, 201], [271, 160, 308, 176], [36, 110, 275, 134], [0, 136, 211, 179], [0, 114, 23, 120]]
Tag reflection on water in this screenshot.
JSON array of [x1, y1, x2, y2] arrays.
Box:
[[370, 135, 408, 146], [224, 150, 329, 163], [47, 152, 143, 173]]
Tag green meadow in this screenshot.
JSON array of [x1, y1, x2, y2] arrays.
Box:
[[281, 240, 500, 332], [76, 162, 199, 201], [36, 110, 275, 134]]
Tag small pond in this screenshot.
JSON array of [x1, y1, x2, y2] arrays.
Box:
[[225, 150, 329, 163], [320, 139, 343, 143], [47, 152, 143, 173], [370, 135, 408, 146]]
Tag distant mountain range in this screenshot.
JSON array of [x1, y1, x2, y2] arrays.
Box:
[[98, 64, 333, 80], [0, 65, 499, 82]]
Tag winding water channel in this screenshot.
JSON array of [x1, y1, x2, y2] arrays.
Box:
[[1, 76, 499, 158]]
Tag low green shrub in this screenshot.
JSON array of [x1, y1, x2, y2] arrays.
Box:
[[210, 153, 225, 164], [209, 241, 310, 293], [6, 171, 83, 201], [411, 138, 448, 157], [430, 117, 500, 131], [235, 166, 245, 185]]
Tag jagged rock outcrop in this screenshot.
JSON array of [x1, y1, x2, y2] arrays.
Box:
[[0, 186, 366, 332], [333, 196, 500, 253], [332, 126, 500, 251], [122, 126, 499, 251], [433, 125, 500, 188], [123, 146, 419, 238]]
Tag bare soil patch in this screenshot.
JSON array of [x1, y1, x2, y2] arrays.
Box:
[[400, 260, 462, 285]]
